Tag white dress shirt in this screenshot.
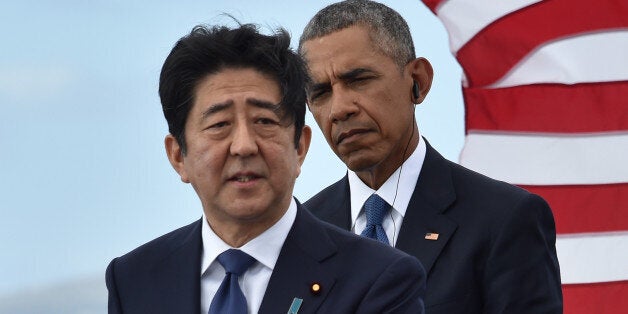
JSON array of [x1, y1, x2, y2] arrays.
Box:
[[348, 137, 426, 246], [200, 198, 297, 314]]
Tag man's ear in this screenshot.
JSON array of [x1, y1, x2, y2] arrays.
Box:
[[165, 134, 190, 183], [295, 125, 312, 177], [408, 57, 434, 104]]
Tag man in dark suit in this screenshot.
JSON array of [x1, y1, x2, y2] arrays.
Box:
[[105, 23, 426, 314], [299, 1, 563, 313]]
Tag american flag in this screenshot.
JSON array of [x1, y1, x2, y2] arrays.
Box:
[[421, 0, 628, 312]]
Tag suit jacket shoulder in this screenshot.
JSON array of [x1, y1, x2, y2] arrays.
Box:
[[106, 219, 202, 314], [304, 140, 562, 314], [305, 175, 351, 229], [259, 206, 426, 314]]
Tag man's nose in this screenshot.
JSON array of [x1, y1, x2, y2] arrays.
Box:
[[229, 122, 259, 157], [329, 87, 359, 123]]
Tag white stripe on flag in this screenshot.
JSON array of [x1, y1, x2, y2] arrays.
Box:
[[460, 132, 628, 185], [437, 0, 542, 53], [492, 30, 628, 88], [557, 231, 628, 284]]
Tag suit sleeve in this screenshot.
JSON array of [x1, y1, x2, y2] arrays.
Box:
[[356, 254, 426, 314], [484, 193, 563, 314], [105, 258, 123, 314]]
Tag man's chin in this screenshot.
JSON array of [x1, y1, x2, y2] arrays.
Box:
[[342, 154, 378, 173]]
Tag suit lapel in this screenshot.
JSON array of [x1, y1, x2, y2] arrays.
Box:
[[313, 141, 459, 275], [315, 176, 352, 230], [396, 141, 458, 275], [259, 205, 337, 314], [149, 219, 202, 313]]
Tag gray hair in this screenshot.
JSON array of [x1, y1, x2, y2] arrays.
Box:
[[298, 0, 415, 69]]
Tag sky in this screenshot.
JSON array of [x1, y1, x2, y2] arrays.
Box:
[[0, 0, 463, 311]]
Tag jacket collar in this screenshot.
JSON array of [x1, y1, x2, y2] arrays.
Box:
[[313, 138, 459, 275], [258, 202, 338, 314], [396, 139, 458, 273]]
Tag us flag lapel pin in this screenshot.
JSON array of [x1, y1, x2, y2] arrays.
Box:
[[425, 232, 439, 240]]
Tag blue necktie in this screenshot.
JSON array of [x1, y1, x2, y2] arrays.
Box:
[[360, 194, 391, 245], [209, 249, 256, 314]]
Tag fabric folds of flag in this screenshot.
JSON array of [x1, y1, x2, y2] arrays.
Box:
[[422, 0, 628, 313]]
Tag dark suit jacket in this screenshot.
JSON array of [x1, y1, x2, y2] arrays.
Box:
[[305, 140, 562, 314], [106, 203, 426, 314]]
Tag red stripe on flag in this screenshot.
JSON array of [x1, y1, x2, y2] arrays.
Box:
[[456, 0, 628, 87], [421, 0, 443, 13], [520, 184, 628, 234], [464, 82, 628, 133], [563, 281, 628, 314]]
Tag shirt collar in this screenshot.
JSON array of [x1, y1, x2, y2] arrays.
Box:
[[200, 198, 297, 275], [348, 136, 426, 224]]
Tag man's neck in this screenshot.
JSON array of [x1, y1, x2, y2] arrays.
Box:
[[205, 208, 289, 248]]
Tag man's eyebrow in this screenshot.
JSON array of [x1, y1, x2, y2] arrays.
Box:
[[307, 81, 331, 95], [308, 68, 377, 93], [201, 100, 233, 120], [337, 68, 376, 81], [247, 98, 281, 111]]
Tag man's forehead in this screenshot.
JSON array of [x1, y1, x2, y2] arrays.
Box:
[[303, 25, 380, 49], [302, 31, 390, 77], [192, 69, 282, 112]]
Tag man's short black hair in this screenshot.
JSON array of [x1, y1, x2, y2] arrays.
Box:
[[159, 23, 309, 154]]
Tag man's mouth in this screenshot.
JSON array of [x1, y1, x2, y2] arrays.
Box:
[[233, 175, 256, 182], [229, 173, 262, 183], [337, 128, 370, 145]]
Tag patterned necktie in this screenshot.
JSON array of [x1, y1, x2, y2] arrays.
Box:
[[360, 194, 391, 245], [209, 249, 256, 314]]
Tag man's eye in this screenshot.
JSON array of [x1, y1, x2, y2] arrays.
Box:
[[350, 76, 371, 84], [208, 121, 229, 129], [257, 118, 278, 125], [309, 90, 329, 102]]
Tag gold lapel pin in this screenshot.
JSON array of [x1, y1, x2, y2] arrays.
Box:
[[310, 283, 321, 295], [425, 232, 439, 240]]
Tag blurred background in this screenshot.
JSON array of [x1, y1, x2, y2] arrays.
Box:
[[0, 0, 463, 312]]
